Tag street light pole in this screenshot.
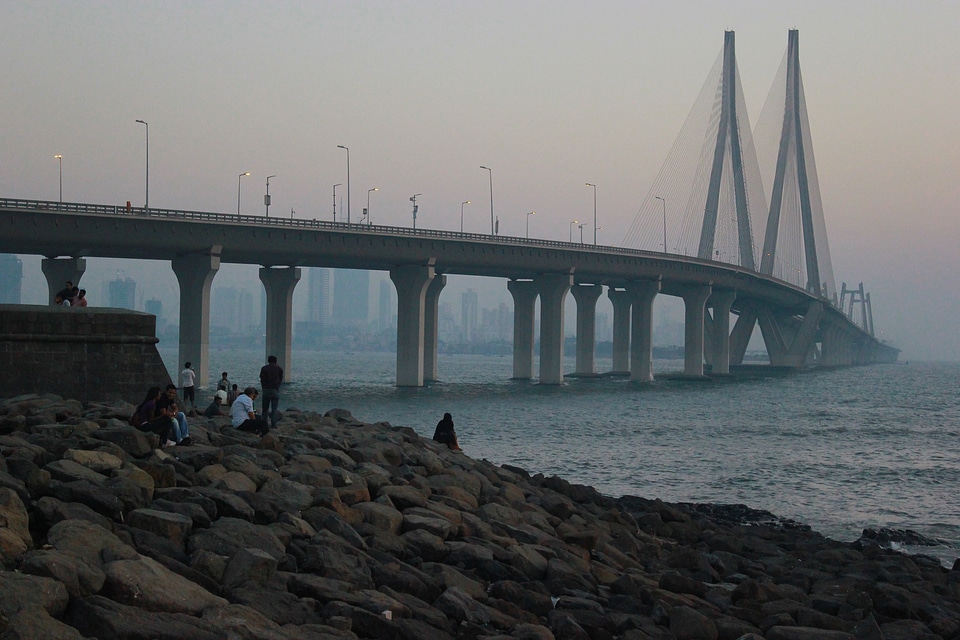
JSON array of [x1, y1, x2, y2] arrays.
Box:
[[526, 211, 536, 239], [480, 166, 494, 235], [654, 196, 667, 254], [410, 194, 421, 229], [237, 172, 250, 215], [569, 219, 578, 243], [365, 187, 378, 224], [332, 184, 341, 222], [265, 175, 276, 216], [135, 119, 148, 208], [585, 182, 597, 245], [54, 155, 62, 203], [460, 200, 470, 233], [337, 145, 350, 223]]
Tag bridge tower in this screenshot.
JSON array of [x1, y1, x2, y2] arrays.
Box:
[[698, 31, 757, 270], [759, 29, 835, 298]]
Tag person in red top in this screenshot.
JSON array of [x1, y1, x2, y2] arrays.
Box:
[[259, 355, 283, 430], [74, 289, 88, 307]]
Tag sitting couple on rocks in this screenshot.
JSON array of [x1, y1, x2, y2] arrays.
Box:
[[130, 384, 192, 447]]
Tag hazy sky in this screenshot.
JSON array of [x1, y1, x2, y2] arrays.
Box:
[[2, 1, 958, 360]]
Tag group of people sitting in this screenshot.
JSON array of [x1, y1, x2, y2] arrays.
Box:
[[53, 280, 87, 307], [131, 379, 271, 448]]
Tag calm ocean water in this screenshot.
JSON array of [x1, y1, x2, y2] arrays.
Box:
[[161, 347, 960, 565]]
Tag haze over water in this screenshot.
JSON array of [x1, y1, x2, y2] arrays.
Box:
[[162, 348, 960, 566]]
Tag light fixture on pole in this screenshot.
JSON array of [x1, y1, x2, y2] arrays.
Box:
[[237, 172, 250, 215], [585, 182, 597, 245], [654, 196, 667, 254], [265, 175, 276, 216], [595, 226, 603, 244], [569, 219, 578, 243], [480, 166, 494, 234], [460, 200, 471, 233], [332, 183, 341, 222], [337, 145, 350, 223], [526, 211, 536, 239], [410, 194, 421, 229], [135, 119, 148, 208], [54, 155, 62, 203], [579, 222, 587, 244], [365, 187, 378, 224]]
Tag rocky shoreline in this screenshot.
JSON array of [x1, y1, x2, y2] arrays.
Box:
[[0, 394, 957, 640]]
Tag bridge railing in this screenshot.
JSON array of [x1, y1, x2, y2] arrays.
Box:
[[2, 196, 822, 299]]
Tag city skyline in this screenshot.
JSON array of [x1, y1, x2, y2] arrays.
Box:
[[1, 2, 958, 359]]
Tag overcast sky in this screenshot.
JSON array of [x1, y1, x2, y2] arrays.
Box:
[[1, 1, 958, 360]]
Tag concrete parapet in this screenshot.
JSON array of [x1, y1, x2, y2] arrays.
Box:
[[0, 304, 171, 401]]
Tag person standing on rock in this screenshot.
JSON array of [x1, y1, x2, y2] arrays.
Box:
[[231, 386, 269, 436], [433, 412, 461, 450], [180, 362, 196, 410], [217, 371, 231, 393], [259, 355, 283, 430]]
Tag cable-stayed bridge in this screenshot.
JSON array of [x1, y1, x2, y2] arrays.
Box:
[[0, 30, 897, 387]]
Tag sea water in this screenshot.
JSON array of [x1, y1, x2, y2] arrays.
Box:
[[162, 348, 960, 566]]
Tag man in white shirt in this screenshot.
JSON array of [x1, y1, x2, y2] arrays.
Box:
[[180, 362, 197, 410], [230, 387, 269, 436]]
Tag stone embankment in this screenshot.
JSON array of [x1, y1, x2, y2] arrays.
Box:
[[0, 394, 957, 640]]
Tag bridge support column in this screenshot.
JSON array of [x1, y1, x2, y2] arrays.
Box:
[[729, 306, 758, 365], [571, 283, 603, 376], [423, 274, 446, 383], [707, 290, 737, 375], [172, 247, 221, 390], [627, 279, 660, 382], [680, 284, 712, 377], [507, 280, 538, 380], [42, 257, 86, 305], [259, 266, 301, 383], [608, 288, 632, 375], [390, 263, 435, 387], [536, 273, 573, 385]]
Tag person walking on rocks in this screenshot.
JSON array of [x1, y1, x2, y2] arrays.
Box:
[[433, 412, 461, 450], [180, 362, 196, 410], [259, 355, 283, 429], [231, 386, 269, 436]]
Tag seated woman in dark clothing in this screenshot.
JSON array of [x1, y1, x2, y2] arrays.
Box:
[[131, 387, 175, 447], [432, 412, 461, 450]]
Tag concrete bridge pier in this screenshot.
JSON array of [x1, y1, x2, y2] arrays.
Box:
[[423, 275, 446, 382], [571, 283, 603, 376], [507, 280, 538, 380], [627, 279, 660, 382], [390, 263, 435, 387], [707, 289, 737, 375], [536, 273, 573, 385], [679, 284, 712, 377], [758, 301, 822, 367], [41, 257, 86, 305], [259, 266, 301, 383], [172, 247, 221, 390], [728, 306, 758, 366], [607, 288, 631, 375]]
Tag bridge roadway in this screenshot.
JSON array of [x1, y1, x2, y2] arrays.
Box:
[[0, 198, 894, 387]]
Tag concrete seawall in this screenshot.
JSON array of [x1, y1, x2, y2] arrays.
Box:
[[0, 305, 171, 401]]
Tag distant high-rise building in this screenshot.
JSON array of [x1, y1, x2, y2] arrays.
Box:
[[108, 277, 136, 309], [461, 289, 478, 342], [332, 269, 369, 326], [307, 268, 331, 324], [378, 279, 392, 332], [212, 286, 255, 333], [144, 298, 163, 322], [0, 254, 23, 304]]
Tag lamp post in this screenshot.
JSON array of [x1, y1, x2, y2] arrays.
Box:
[[579, 222, 587, 244], [365, 187, 378, 224], [460, 200, 470, 233], [480, 165, 494, 235], [237, 172, 250, 215], [410, 194, 421, 229], [332, 183, 341, 222], [135, 119, 148, 208], [569, 219, 578, 242], [585, 182, 597, 245], [54, 155, 62, 203], [526, 211, 536, 238], [337, 145, 350, 223], [654, 196, 667, 254], [265, 175, 276, 216]]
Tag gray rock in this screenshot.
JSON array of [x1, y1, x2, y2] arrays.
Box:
[[45, 458, 109, 485], [765, 627, 856, 640], [46, 518, 138, 567], [669, 604, 718, 640], [221, 547, 279, 589], [63, 448, 124, 474], [188, 516, 287, 562], [100, 555, 229, 614], [0, 570, 70, 618], [127, 508, 193, 546], [65, 595, 223, 640], [20, 549, 106, 597], [49, 478, 122, 518], [354, 500, 404, 535], [1, 606, 86, 640], [92, 426, 156, 457]]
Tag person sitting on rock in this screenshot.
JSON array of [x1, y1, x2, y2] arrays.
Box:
[[230, 386, 269, 436], [130, 387, 176, 447], [432, 412, 461, 451], [203, 390, 228, 418], [156, 384, 191, 446]]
